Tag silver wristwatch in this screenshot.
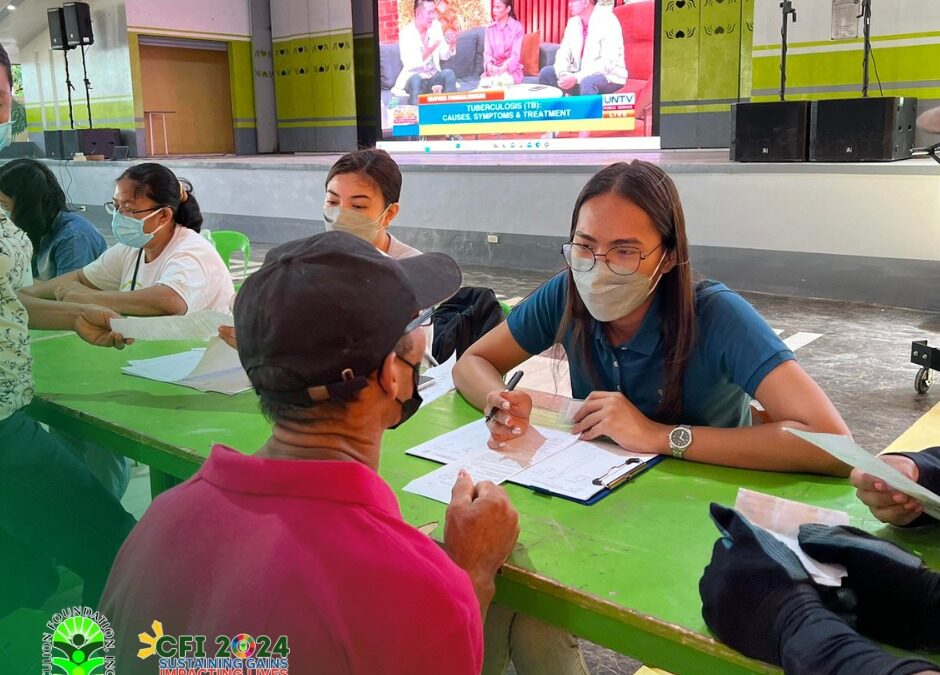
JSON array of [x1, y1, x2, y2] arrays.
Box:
[[669, 425, 693, 459]]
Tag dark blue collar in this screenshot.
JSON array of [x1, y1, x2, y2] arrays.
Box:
[[591, 290, 663, 356]]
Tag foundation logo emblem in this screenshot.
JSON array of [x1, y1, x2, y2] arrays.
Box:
[[41, 606, 116, 675]]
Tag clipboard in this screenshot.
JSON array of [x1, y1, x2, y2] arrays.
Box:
[[510, 452, 665, 505]]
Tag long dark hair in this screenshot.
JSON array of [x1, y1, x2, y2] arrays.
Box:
[[0, 158, 68, 249], [117, 163, 203, 232], [325, 148, 402, 207], [555, 161, 696, 423]]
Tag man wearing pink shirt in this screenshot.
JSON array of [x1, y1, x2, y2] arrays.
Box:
[[100, 231, 519, 674]]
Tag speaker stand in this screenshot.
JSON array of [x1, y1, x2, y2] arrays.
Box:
[[80, 45, 93, 127], [779, 1, 797, 101], [63, 48, 75, 130], [859, 0, 873, 97]]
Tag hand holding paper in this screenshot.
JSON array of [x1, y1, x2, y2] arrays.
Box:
[[111, 310, 233, 342], [850, 455, 926, 526], [785, 428, 940, 520]]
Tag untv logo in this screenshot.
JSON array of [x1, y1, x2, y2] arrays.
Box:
[[602, 93, 636, 106]]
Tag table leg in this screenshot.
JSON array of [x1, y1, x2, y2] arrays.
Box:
[[148, 113, 155, 156], [149, 467, 182, 498], [161, 113, 169, 155]]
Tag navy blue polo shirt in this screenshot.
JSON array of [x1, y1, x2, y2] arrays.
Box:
[[507, 272, 794, 428], [33, 211, 107, 281]]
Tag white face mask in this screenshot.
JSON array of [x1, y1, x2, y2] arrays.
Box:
[[323, 204, 393, 243], [572, 250, 667, 322]]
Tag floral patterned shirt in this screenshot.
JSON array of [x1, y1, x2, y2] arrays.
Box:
[[0, 216, 34, 422]]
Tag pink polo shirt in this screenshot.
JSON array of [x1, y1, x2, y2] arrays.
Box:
[[101, 445, 482, 675]]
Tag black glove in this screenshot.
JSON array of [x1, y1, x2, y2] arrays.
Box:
[[799, 523, 940, 650], [897, 447, 940, 526], [700, 503, 825, 664], [701, 504, 939, 675]]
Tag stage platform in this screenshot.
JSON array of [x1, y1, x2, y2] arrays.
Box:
[[44, 149, 940, 311]]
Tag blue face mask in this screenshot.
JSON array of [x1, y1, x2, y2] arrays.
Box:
[[0, 121, 12, 152], [111, 208, 165, 248]]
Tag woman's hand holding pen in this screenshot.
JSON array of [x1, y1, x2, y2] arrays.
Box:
[[484, 389, 533, 450], [571, 391, 668, 454]]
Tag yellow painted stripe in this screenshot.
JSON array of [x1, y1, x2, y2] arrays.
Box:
[[661, 104, 734, 115], [753, 43, 940, 90]]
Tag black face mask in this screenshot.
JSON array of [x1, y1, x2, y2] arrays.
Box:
[[389, 356, 423, 430]]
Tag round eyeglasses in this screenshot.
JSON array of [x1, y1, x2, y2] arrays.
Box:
[[561, 242, 664, 277], [104, 202, 167, 217]]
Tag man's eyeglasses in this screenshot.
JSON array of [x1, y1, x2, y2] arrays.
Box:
[[561, 242, 664, 277], [405, 307, 434, 333]]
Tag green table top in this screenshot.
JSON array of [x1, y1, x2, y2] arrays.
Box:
[[27, 334, 940, 675]]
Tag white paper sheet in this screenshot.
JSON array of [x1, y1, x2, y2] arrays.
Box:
[[786, 428, 940, 520], [122, 338, 251, 395], [512, 440, 657, 502], [404, 422, 581, 504], [735, 488, 848, 587], [418, 352, 457, 408], [407, 420, 577, 465], [111, 310, 233, 341]]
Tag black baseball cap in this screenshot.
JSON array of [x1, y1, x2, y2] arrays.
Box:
[[235, 231, 461, 405]]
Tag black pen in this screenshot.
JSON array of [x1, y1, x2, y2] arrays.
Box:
[[484, 370, 524, 423]]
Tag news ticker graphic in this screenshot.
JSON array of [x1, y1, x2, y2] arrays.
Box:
[[391, 90, 637, 136]]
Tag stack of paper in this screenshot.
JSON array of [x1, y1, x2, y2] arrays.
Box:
[[122, 337, 251, 395], [403, 420, 658, 504]]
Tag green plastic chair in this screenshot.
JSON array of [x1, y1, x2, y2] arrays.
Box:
[[211, 230, 251, 280]]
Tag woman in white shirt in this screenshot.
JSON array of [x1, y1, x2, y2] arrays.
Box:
[[22, 163, 235, 316]]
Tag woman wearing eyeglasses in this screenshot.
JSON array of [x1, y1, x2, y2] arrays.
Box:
[[454, 160, 850, 476], [21, 163, 235, 316]]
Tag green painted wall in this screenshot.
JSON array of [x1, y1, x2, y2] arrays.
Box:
[[272, 31, 356, 126], [228, 40, 257, 128], [659, 0, 754, 107], [752, 37, 940, 101]]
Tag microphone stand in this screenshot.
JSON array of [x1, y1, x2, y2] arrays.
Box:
[[859, 0, 872, 97]]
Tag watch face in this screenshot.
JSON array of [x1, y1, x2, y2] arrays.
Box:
[[671, 427, 692, 448]]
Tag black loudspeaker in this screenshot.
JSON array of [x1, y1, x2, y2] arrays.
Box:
[[43, 130, 80, 159], [77, 128, 121, 157], [810, 97, 918, 162], [730, 101, 810, 162], [48, 8, 67, 51], [63, 2, 94, 48]]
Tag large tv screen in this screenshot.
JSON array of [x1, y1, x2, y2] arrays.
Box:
[[376, 0, 659, 152]]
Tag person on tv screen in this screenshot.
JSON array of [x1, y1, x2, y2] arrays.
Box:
[[482, 0, 524, 87], [392, 0, 459, 106], [539, 0, 626, 96]]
